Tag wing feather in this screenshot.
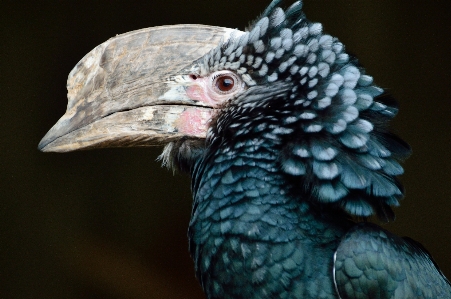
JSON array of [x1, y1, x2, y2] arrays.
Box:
[[334, 223, 451, 298]]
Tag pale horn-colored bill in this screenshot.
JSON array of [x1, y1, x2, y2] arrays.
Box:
[[39, 25, 243, 152]]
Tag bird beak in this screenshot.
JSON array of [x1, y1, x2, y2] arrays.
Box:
[[38, 25, 241, 152]]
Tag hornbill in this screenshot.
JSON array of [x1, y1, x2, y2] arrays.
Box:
[[39, 1, 451, 298]]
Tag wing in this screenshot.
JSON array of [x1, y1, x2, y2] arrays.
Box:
[[334, 222, 451, 299]]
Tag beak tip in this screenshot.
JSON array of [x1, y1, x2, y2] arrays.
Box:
[[38, 137, 53, 152], [38, 132, 50, 152], [38, 116, 75, 152], [38, 126, 62, 152]]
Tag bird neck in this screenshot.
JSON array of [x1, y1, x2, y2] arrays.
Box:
[[189, 143, 351, 246], [187, 145, 351, 298]]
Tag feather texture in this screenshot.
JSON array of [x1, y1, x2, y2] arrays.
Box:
[[194, 0, 411, 221], [159, 1, 450, 298]]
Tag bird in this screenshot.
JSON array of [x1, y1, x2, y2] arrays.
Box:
[[39, 0, 451, 298]]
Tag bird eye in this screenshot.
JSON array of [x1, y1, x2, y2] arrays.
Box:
[[216, 76, 235, 92], [211, 71, 242, 95]]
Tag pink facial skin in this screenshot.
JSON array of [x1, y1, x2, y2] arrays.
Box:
[[185, 77, 221, 107], [178, 71, 244, 137], [175, 108, 214, 138]]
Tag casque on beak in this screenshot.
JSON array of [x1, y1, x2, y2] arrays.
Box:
[[38, 25, 241, 152]]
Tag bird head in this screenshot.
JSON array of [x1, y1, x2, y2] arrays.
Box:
[[39, 0, 410, 221]]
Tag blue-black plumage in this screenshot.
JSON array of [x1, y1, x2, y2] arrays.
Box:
[[39, 1, 451, 298]]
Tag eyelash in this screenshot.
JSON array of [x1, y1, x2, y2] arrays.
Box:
[[211, 74, 221, 81]]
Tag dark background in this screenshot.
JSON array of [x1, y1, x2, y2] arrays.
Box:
[[2, 1, 450, 298]]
